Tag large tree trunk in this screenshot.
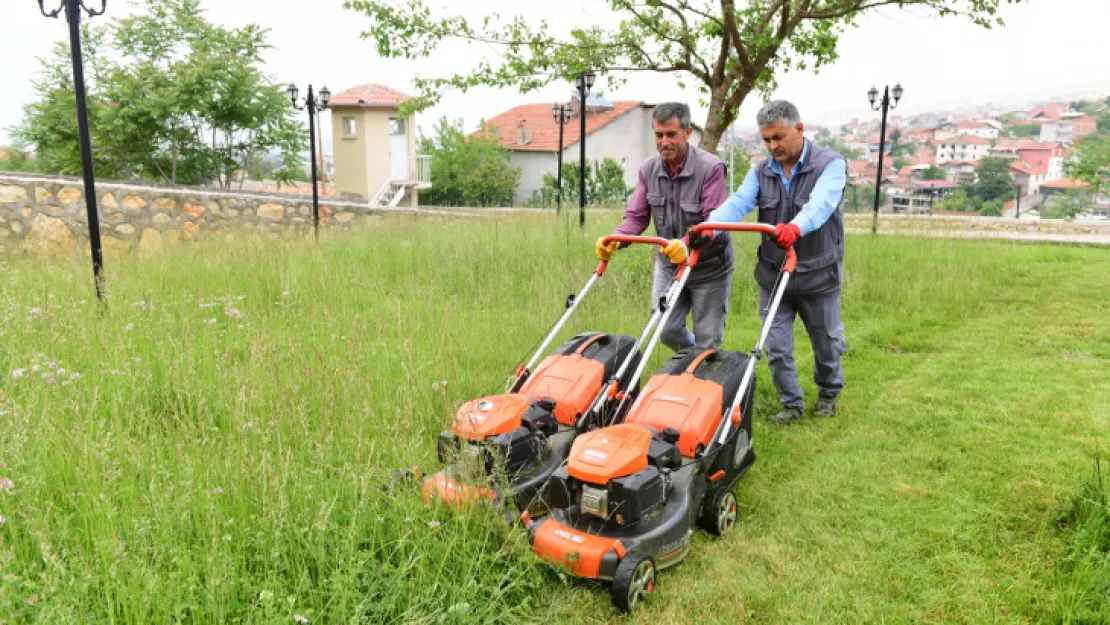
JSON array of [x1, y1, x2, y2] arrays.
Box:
[[699, 86, 733, 154]]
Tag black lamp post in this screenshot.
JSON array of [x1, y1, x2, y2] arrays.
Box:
[[575, 70, 597, 228], [287, 82, 330, 239], [550, 101, 574, 214], [868, 82, 903, 235], [39, 0, 107, 301]]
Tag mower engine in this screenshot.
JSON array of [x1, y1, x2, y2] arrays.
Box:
[[546, 424, 681, 525], [437, 394, 561, 476]]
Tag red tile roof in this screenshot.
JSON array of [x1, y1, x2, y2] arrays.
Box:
[[477, 101, 644, 152], [908, 150, 936, 166], [1008, 160, 1045, 176], [329, 83, 413, 109], [1040, 178, 1090, 190], [944, 134, 991, 145]]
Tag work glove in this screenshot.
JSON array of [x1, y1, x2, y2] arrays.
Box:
[[661, 239, 688, 265], [685, 226, 712, 250], [772, 223, 801, 249], [595, 237, 619, 261]]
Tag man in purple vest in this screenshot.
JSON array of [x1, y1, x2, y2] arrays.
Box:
[[702, 100, 848, 425], [595, 102, 734, 351]]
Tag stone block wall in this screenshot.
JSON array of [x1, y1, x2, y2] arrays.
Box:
[[0, 173, 397, 258]]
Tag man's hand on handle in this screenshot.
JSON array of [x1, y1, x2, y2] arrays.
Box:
[[595, 237, 619, 261], [661, 239, 688, 265], [772, 223, 801, 249]]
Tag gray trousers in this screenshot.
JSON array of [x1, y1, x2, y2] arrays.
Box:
[[758, 285, 846, 409], [651, 256, 733, 351]]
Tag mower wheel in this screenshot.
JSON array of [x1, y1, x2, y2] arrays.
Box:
[[699, 488, 738, 536], [610, 552, 655, 612]]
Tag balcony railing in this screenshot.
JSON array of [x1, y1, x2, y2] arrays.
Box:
[[409, 155, 431, 188]]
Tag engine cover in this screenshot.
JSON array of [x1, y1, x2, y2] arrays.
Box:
[[566, 423, 653, 484], [608, 465, 666, 524]]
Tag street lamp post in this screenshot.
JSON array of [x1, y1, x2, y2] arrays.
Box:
[[575, 70, 596, 228], [550, 102, 574, 214], [287, 82, 331, 239], [868, 82, 903, 235], [39, 0, 107, 301]]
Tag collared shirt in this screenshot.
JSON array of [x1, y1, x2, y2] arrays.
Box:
[[614, 148, 727, 237], [707, 139, 846, 236]]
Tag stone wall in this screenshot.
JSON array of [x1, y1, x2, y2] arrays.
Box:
[[0, 173, 409, 258], [844, 213, 1110, 244]]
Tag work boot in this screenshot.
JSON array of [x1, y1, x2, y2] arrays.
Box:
[[815, 394, 838, 418], [768, 406, 803, 425]]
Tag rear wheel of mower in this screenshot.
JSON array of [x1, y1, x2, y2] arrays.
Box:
[[610, 552, 655, 612], [699, 488, 738, 536]]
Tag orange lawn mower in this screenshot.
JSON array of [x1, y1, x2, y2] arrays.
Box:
[[419, 235, 692, 518], [523, 223, 798, 612]]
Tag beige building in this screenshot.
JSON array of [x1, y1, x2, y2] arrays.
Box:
[[328, 83, 430, 207]]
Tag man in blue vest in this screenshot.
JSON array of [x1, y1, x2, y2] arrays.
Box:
[[701, 100, 848, 424], [596, 102, 734, 352]]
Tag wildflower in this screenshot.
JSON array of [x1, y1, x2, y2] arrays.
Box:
[[111, 370, 122, 375], [70, 372, 81, 380], [222, 534, 232, 542], [31, 365, 41, 373], [282, 291, 290, 297], [238, 325, 245, 330], [10, 369, 24, 380], [259, 590, 273, 601], [28, 307, 42, 316], [0, 514, 5, 526], [42, 373, 56, 385], [47, 362, 57, 370], [429, 520, 441, 528], [213, 487, 224, 495], [224, 307, 243, 320], [0, 478, 13, 491], [294, 615, 308, 624], [57, 368, 66, 377], [124, 323, 134, 332], [204, 318, 217, 326]]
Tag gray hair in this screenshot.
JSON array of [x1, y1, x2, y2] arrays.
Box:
[[756, 100, 801, 128], [652, 102, 692, 129]]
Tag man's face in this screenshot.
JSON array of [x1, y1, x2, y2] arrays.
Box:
[[760, 119, 806, 164], [654, 118, 693, 165]]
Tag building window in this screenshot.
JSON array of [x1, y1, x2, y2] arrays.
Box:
[[389, 117, 406, 136], [343, 117, 357, 138]]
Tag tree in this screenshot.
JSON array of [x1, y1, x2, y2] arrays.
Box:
[[1097, 113, 1110, 136], [534, 157, 631, 208], [934, 188, 970, 212], [1005, 122, 1040, 138], [977, 197, 1003, 217], [843, 183, 885, 213], [1068, 134, 1110, 197], [718, 143, 753, 188], [972, 157, 1014, 202], [418, 117, 521, 207], [343, 0, 1021, 153], [0, 147, 38, 173], [815, 136, 861, 160], [14, 0, 305, 188], [920, 165, 946, 180], [891, 156, 908, 171]]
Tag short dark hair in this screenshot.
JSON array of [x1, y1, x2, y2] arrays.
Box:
[[652, 102, 692, 129]]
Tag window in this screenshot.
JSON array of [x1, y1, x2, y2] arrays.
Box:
[[343, 117, 357, 138], [389, 117, 406, 136]]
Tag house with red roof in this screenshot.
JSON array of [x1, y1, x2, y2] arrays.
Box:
[[327, 83, 431, 206], [933, 134, 991, 164], [1039, 111, 1097, 145], [477, 95, 702, 204]]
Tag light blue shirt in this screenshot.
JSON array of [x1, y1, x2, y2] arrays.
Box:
[[708, 140, 846, 236]]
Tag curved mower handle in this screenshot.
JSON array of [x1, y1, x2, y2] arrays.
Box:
[[692, 222, 797, 274], [594, 235, 671, 276]]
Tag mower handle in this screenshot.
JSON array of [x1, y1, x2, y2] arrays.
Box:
[[692, 222, 797, 274], [594, 235, 671, 276]]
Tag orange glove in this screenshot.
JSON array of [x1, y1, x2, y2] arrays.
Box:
[[595, 237, 619, 261], [661, 239, 688, 264], [773, 223, 801, 249]]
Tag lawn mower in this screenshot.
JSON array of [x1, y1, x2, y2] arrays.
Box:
[[524, 222, 798, 612], [420, 234, 690, 517]]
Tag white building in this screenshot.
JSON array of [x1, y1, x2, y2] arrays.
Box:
[[932, 134, 992, 165], [479, 96, 703, 204]]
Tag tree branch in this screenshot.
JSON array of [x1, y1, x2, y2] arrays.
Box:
[[613, 0, 710, 82]]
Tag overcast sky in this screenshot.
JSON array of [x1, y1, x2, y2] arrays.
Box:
[[2, 0, 1108, 148]]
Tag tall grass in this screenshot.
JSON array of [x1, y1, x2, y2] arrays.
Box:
[[1, 213, 1108, 623]]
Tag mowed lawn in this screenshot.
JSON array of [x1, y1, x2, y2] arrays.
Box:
[[1, 212, 1107, 624]]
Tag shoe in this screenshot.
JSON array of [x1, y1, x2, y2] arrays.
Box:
[[768, 406, 803, 425], [815, 394, 838, 418]]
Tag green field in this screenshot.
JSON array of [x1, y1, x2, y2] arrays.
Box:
[[1, 213, 1108, 624]]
